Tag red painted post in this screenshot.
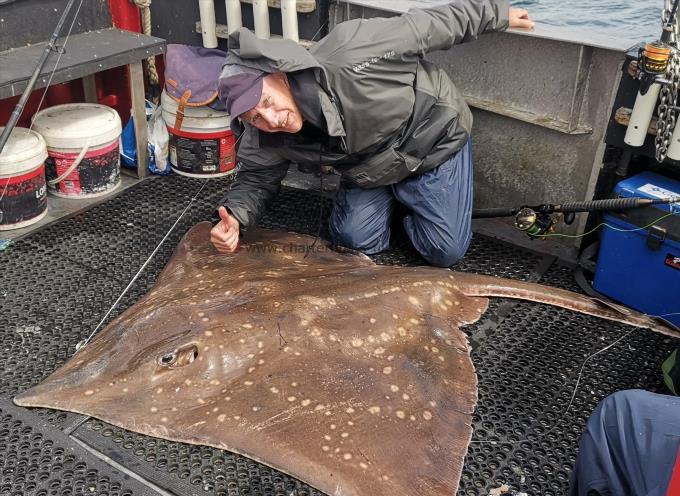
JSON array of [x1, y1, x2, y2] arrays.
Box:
[[105, 0, 144, 122]]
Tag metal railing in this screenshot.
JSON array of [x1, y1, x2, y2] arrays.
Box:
[[198, 0, 305, 46]]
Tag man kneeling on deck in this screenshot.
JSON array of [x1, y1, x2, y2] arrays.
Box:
[[211, 0, 534, 266]]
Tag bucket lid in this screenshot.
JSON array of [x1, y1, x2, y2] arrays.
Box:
[[0, 126, 48, 175], [31, 103, 122, 149]]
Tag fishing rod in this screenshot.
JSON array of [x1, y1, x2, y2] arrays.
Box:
[[0, 0, 81, 156], [472, 196, 680, 237]]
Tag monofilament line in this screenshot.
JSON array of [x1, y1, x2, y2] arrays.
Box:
[[76, 180, 211, 351], [469, 328, 636, 445]]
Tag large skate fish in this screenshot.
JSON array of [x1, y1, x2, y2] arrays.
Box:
[[14, 223, 678, 496]]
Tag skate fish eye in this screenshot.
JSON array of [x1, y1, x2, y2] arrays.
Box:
[[159, 352, 177, 366], [158, 345, 199, 368]]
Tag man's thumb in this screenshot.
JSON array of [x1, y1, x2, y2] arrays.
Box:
[[218, 206, 231, 224]]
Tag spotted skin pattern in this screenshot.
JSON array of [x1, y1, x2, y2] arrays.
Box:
[[14, 223, 678, 496]]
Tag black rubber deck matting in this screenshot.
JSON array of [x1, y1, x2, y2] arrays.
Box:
[[0, 398, 158, 496], [1, 174, 677, 496]]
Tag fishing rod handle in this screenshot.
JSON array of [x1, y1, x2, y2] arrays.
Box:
[[471, 207, 518, 219], [556, 197, 655, 213]]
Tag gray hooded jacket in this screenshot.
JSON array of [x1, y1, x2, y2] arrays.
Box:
[[219, 0, 509, 230]]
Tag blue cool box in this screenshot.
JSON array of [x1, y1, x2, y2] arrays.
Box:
[[593, 171, 680, 327]]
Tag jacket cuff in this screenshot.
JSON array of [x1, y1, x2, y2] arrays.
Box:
[[494, 0, 510, 31]]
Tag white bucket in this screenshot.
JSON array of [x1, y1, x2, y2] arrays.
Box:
[[161, 90, 237, 178], [31, 104, 122, 199], [0, 127, 49, 230]]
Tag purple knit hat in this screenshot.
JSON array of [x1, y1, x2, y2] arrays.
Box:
[[218, 64, 266, 118]]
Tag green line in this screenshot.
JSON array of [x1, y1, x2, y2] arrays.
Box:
[[533, 211, 678, 239]]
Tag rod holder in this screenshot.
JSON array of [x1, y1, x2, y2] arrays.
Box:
[[198, 0, 218, 47], [281, 0, 299, 42], [624, 81, 661, 147], [225, 0, 243, 34], [253, 0, 271, 39]]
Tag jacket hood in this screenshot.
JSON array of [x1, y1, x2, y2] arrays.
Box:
[[225, 29, 322, 74]]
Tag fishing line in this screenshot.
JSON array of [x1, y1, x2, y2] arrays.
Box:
[[28, 0, 86, 135], [309, 21, 328, 43], [469, 301, 680, 447], [0, 0, 85, 206], [75, 179, 211, 351], [76, 123, 246, 350], [668, 0, 680, 28], [77, 121, 246, 351], [305, 168, 325, 258], [533, 209, 680, 239], [0, 0, 240, 353], [469, 328, 636, 445], [76, 126, 245, 351], [655, 312, 680, 318]]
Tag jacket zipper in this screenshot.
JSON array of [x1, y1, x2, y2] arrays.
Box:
[[328, 94, 349, 154]]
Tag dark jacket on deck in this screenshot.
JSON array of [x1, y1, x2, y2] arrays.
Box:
[[218, 0, 510, 231]]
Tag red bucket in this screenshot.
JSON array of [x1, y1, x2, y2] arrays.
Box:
[[0, 127, 48, 230], [161, 90, 236, 178], [32, 104, 122, 199]]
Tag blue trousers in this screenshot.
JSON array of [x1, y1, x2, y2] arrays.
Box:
[[329, 140, 473, 267], [570, 390, 680, 496]]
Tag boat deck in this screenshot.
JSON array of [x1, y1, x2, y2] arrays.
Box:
[[0, 174, 675, 496]]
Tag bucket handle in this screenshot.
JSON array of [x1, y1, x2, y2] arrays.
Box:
[[48, 143, 90, 186]]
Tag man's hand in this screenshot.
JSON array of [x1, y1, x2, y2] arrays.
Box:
[[211, 206, 241, 253], [509, 7, 534, 29]]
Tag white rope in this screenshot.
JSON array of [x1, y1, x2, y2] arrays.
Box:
[[47, 143, 89, 185]]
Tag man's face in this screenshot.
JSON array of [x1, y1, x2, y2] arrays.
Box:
[[241, 73, 303, 133]]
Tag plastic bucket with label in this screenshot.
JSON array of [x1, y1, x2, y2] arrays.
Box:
[[0, 127, 49, 230], [31, 103, 122, 199], [161, 90, 236, 178]]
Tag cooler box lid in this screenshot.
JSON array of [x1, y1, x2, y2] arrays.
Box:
[[614, 171, 680, 214]]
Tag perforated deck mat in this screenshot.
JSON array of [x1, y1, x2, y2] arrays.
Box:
[[0, 398, 158, 496], [1, 175, 677, 496]]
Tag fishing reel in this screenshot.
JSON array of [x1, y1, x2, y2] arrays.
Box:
[[636, 41, 673, 91], [513, 208, 569, 237], [625, 41, 674, 149]]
